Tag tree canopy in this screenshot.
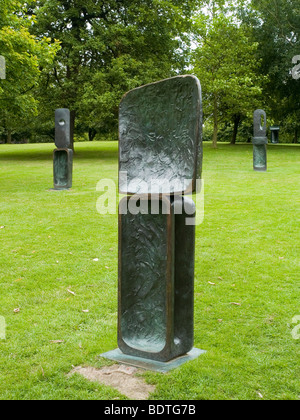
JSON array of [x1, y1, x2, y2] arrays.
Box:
[[0, 0, 299, 144], [26, 0, 201, 141], [193, 3, 266, 146], [0, 0, 59, 143], [241, 0, 300, 142]]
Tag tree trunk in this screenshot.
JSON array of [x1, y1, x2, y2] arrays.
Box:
[[212, 94, 218, 148], [294, 128, 298, 144], [7, 130, 12, 144], [231, 114, 241, 145], [89, 128, 97, 141]]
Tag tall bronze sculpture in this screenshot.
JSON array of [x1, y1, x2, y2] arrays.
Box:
[[53, 109, 73, 190], [102, 76, 205, 372], [252, 109, 268, 172]]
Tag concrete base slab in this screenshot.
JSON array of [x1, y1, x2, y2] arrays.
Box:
[[100, 348, 206, 373]]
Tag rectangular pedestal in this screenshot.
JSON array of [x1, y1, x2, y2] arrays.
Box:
[[253, 144, 267, 172], [53, 148, 73, 190], [118, 196, 195, 363]]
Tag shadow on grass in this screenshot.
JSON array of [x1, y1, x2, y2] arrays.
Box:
[[0, 143, 298, 163], [0, 148, 118, 162]]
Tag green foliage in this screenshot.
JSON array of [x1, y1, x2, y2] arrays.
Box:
[[192, 3, 266, 146], [241, 0, 300, 140], [27, 0, 200, 140], [0, 0, 59, 143], [0, 0, 299, 143]]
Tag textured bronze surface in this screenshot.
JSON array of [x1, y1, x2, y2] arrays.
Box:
[[172, 197, 195, 356], [252, 109, 268, 171], [118, 196, 196, 363], [109, 76, 205, 368], [119, 75, 203, 195], [118, 196, 174, 362], [53, 149, 73, 190]]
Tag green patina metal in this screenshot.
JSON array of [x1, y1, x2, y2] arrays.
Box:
[[53, 109, 73, 190], [53, 149, 73, 190], [118, 196, 174, 362], [118, 196, 196, 363], [119, 75, 203, 195], [101, 76, 205, 369], [252, 109, 268, 172]]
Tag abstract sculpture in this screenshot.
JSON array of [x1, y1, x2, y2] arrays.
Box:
[[102, 75, 205, 372], [270, 126, 280, 144], [53, 109, 73, 190], [252, 109, 268, 172]]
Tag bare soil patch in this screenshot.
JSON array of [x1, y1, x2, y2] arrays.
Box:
[[70, 364, 155, 400]]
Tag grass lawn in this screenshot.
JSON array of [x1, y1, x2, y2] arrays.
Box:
[[0, 141, 299, 400]]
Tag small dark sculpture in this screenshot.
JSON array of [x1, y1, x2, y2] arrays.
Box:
[[270, 126, 280, 144], [102, 76, 205, 370], [252, 109, 268, 172], [53, 109, 73, 190]]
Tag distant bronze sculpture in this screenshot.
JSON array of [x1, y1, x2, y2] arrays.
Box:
[[252, 109, 268, 172], [270, 126, 280, 144], [102, 76, 206, 371], [53, 109, 73, 190]]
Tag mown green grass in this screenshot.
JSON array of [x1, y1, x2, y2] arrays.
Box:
[[0, 141, 299, 400]]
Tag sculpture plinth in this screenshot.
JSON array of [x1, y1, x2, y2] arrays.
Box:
[[53, 109, 73, 190], [101, 76, 205, 371], [118, 196, 196, 362], [252, 109, 268, 172], [53, 148, 73, 190]]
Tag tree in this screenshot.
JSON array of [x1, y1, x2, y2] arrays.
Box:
[[28, 0, 201, 141], [240, 0, 300, 142], [0, 0, 59, 143], [192, 2, 265, 147]]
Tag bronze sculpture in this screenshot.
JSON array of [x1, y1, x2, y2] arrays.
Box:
[[53, 109, 73, 190], [270, 126, 280, 144], [102, 76, 205, 371], [252, 109, 268, 172]]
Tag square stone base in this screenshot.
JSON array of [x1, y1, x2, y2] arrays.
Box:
[[100, 348, 206, 373]]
